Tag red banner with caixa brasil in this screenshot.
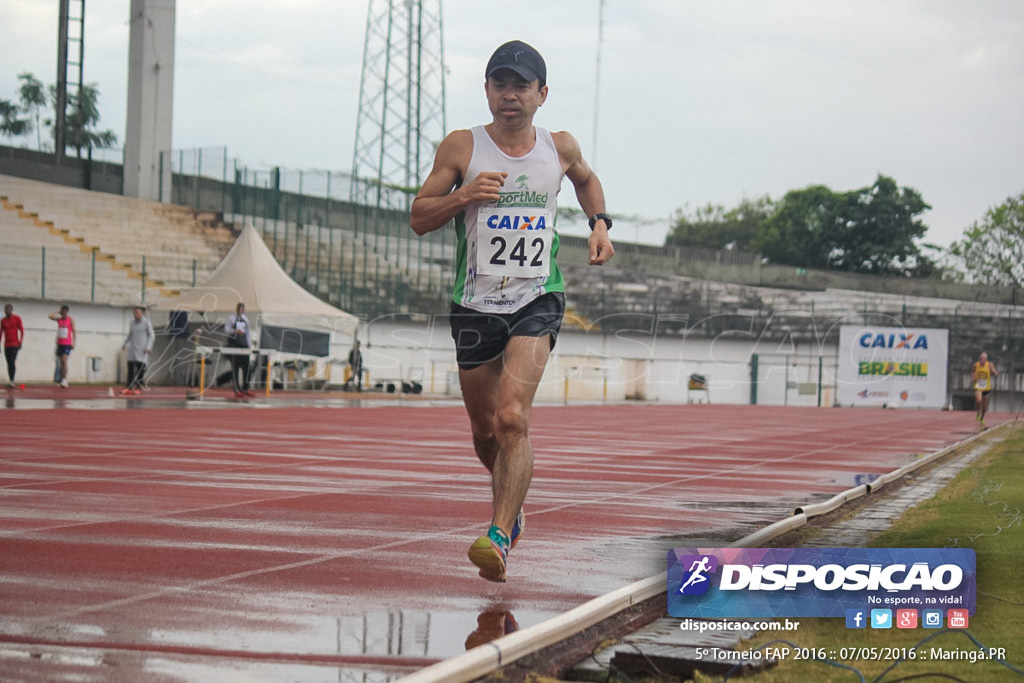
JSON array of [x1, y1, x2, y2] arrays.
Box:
[[836, 326, 949, 408]]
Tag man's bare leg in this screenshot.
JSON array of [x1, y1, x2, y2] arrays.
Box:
[[462, 335, 551, 580], [486, 335, 549, 532], [460, 358, 501, 473]]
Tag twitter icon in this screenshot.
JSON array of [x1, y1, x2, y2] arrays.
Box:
[[871, 609, 892, 629]]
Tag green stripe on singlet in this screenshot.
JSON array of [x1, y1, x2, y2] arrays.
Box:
[[451, 211, 469, 305]]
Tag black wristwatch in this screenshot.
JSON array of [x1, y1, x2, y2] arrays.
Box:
[[588, 213, 612, 231]]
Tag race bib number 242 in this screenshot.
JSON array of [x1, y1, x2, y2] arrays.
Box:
[[477, 209, 553, 278]]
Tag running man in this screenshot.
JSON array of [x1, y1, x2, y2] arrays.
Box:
[[1, 304, 24, 388], [48, 305, 75, 388], [972, 352, 997, 427], [410, 40, 614, 582]]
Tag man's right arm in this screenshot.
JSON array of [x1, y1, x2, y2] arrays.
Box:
[[410, 130, 506, 236], [410, 131, 470, 236]]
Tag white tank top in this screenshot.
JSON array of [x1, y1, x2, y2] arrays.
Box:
[[451, 125, 564, 313]]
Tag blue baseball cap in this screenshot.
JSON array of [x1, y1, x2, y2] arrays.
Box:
[[486, 40, 546, 86]]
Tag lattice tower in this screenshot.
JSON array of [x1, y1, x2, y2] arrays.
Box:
[[351, 0, 447, 210], [55, 0, 86, 163]]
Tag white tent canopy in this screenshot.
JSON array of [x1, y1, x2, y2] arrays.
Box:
[[155, 223, 359, 337]]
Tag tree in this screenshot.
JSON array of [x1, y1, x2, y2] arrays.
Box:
[[55, 82, 118, 157], [752, 184, 840, 267], [0, 99, 29, 139], [0, 73, 116, 155], [949, 190, 1024, 288], [17, 72, 47, 150], [826, 175, 932, 276], [666, 196, 773, 251], [753, 175, 933, 277]]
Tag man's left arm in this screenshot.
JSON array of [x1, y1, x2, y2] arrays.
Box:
[[554, 131, 614, 266]]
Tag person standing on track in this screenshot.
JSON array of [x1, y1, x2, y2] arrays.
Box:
[[121, 306, 155, 395], [48, 305, 75, 388], [1, 303, 24, 388], [972, 351, 997, 427], [410, 40, 614, 582], [347, 340, 363, 392], [224, 302, 254, 398]]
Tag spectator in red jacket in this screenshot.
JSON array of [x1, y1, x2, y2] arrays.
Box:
[[1, 303, 25, 388]]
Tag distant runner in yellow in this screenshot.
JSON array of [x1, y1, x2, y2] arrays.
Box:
[[972, 352, 997, 427]]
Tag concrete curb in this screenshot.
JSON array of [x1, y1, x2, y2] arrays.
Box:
[[397, 423, 1007, 683]]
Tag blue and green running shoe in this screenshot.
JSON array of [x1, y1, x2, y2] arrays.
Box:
[[510, 508, 525, 549], [468, 525, 510, 582]]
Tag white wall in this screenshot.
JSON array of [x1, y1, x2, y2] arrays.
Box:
[[0, 300, 868, 408], [359, 316, 839, 406]]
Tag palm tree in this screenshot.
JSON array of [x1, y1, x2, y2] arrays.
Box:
[[0, 99, 29, 139], [48, 82, 118, 157], [64, 83, 118, 157], [17, 72, 47, 150]]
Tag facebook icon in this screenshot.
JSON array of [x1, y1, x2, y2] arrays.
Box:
[[846, 609, 866, 629]]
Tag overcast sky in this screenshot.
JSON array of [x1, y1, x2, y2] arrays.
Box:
[[3, 0, 1023, 247]]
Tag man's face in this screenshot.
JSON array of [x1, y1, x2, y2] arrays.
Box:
[[133, 309, 143, 321], [485, 71, 548, 127], [979, 353, 988, 363], [3, 305, 11, 317]]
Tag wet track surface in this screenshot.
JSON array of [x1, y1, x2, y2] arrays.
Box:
[[0, 387, 1000, 681]]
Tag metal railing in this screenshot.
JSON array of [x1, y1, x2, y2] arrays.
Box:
[[0, 243, 211, 304], [160, 146, 457, 319]]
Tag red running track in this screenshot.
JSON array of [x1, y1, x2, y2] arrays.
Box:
[[0, 398, 998, 681]]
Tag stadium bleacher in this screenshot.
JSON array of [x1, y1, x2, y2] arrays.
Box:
[[1, 174, 235, 305]]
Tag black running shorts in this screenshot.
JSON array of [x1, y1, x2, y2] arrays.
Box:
[[449, 292, 565, 370]]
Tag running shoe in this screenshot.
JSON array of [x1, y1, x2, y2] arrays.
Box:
[[468, 526, 509, 583], [59, 379, 68, 388], [510, 508, 525, 549]]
